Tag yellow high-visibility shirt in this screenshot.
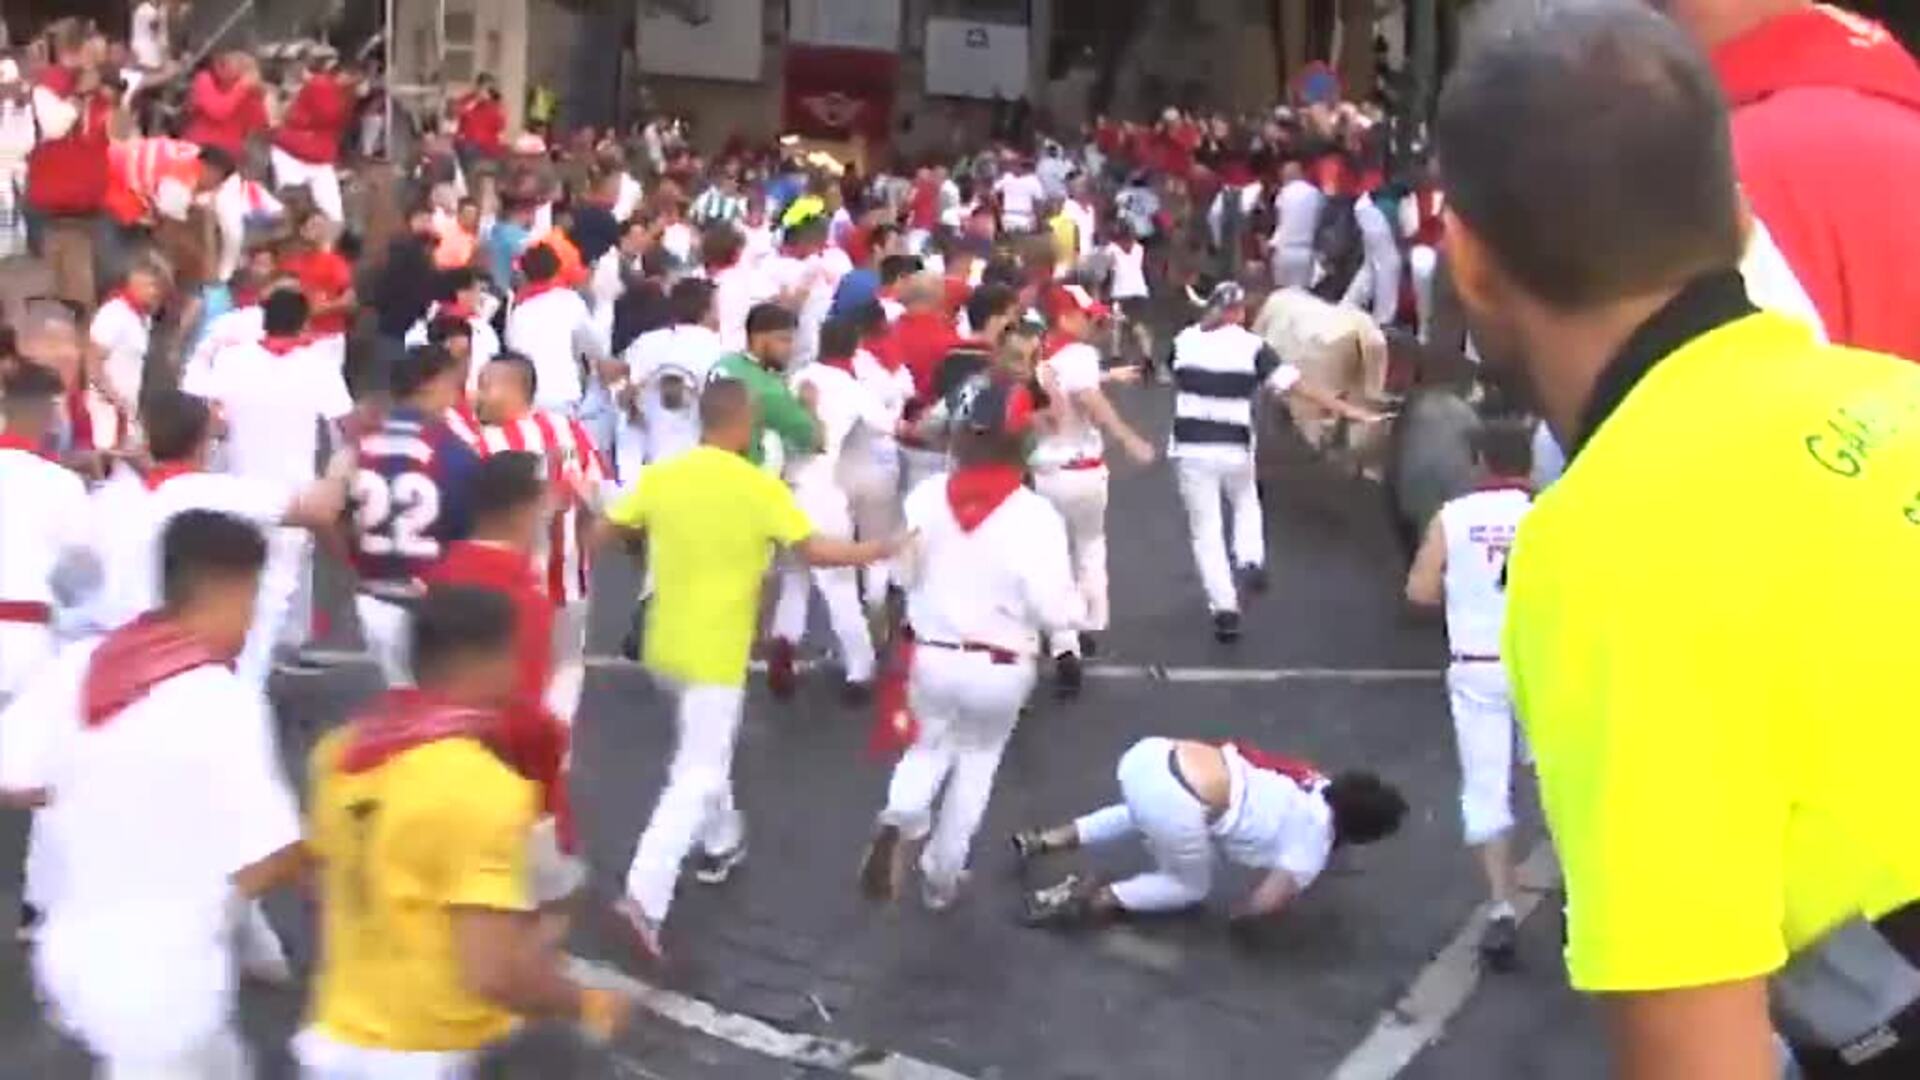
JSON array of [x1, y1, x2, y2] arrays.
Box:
[[1507, 293, 1920, 993], [606, 445, 813, 687]]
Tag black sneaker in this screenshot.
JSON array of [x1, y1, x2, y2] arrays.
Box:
[[693, 843, 747, 886], [1480, 914, 1520, 972], [1078, 632, 1100, 659], [1054, 652, 1084, 700], [1212, 611, 1242, 644], [1237, 565, 1270, 595]]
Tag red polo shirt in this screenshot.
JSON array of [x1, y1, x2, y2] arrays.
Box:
[[1714, 6, 1920, 362]]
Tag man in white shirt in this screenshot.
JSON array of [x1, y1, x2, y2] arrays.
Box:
[[1100, 227, 1153, 366], [505, 244, 608, 417], [0, 365, 95, 705], [1030, 285, 1155, 697], [0, 510, 305, 1077], [213, 170, 284, 282], [1404, 418, 1535, 969], [769, 319, 902, 704], [620, 277, 724, 474], [860, 378, 1083, 911], [1063, 178, 1098, 263], [705, 225, 778, 353], [1270, 160, 1325, 290], [765, 216, 850, 370], [994, 159, 1047, 234], [844, 304, 916, 613], [404, 268, 502, 397], [86, 263, 166, 450], [590, 215, 653, 353], [128, 1, 172, 77], [1014, 739, 1405, 930]]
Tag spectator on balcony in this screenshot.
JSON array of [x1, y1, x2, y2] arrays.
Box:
[[271, 50, 355, 224], [183, 51, 267, 164]]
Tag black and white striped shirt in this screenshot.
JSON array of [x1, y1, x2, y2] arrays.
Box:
[[1168, 324, 1301, 462]]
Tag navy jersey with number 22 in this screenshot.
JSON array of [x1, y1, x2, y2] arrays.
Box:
[[349, 407, 482, 594]]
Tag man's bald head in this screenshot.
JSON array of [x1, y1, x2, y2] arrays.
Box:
[[699, 377, 756, 455], [899, 272, 943, 311], [1438, 0, 1744, 310]]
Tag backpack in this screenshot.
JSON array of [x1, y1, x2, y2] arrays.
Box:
[[1311, 194, 1364, 303]]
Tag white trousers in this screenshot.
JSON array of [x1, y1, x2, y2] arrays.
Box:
[[99, 1026, 248, 1080], [843, 447, 903, 607], [624, 682, 746, 920], [238, 528, 312, 687], [292, 1029, 477, 1079], [0, 621, 54, 702], [1074, 737, 1215, 912], [1272, 244, 1316, 290], [899, 447, 948, 502], [881, 649, 1035, 891], [1175, 456, 1264, 615], [1342, 241, 1405, 327], [269, 146, 344, 224], [546, 600, 589, 724], [614, 420, 648, 486], [355, 594, 413, 687], [1031, 465, 1109, 655], [1409, 244, 1439, 343], [771, 484, 876, 683], [1448, 661, 1516, 846]]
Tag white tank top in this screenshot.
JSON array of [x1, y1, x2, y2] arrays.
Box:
[[1439, 487, 1532, 658]]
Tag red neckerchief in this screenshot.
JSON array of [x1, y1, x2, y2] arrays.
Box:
[[705, 255, 738, 276], [1226, 741, 1326, 789], [946, 462, 1025, 532], [1475, 476, 1533, 495], [0, 433, 52, 461], [230, 287, 261, 309], [439, 299, 475, 321], [112, 289, 153, 319], [260, 335, 306, 356], [336, 688, 499, 774], [864, 334, 904, 373], [142, 462, 200, 491], [1044, 332, 1081, 360], [1714, 5, 1920, 112], [514, 279, 565, 306], [82, 613, 232, 728]]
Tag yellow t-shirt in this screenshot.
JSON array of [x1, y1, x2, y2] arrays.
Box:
[[305, 730, 538, 1052], [1507, 309, 1920, 993], [1048, 212, 1078, 270], [606, 445, 814, 686]]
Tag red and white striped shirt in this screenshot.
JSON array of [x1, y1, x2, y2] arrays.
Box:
[[445, 406, 608, 606]]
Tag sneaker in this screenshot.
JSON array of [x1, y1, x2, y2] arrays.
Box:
[[859, 824, 904, 902], [1054, 652, 1084, 700], [612, 897, 667, 968], [840, 680, 874, 708], [767, 638, 799, 701], [1212, 611, 1242, 644], [1010, 830, 1050, 863], [1237, 565, 1270, 595], [693, 843, 747, 886], [1078, 632, 1100, 659], [922, 871, 967, 912], [1480, 914, 1520, 972], [1022, 874, 1091, 928]]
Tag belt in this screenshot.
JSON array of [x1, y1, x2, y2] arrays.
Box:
[[1167, 747, 1224, 822], [1058, 457, 1105, 472], [1795, 901, 1920, 1078], [0, 601, 52, 625], [915, 638, 1022, 665], [1451, 653, 1500, 664]]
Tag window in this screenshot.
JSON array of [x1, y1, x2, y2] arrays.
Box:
[[442, 3, 477, 81]]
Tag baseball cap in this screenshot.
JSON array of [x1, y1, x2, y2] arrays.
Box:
[[954, 376, 1035, 438], [1047, 284, 1110, 322]]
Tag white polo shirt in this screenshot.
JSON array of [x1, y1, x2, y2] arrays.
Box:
[[88, 296, 152, 409], [710, 261, 778, 354], [0, 447, 93, 696], [1213, 744, 1334, 888], [995, 172, 1046, 232], [86, 471, 285, 632], [504, 286, 596, 412], [8, 640, 299, 1063], [189, 339, 353, 502], [1106, 242, 1149, 301], [784, 362, 899, 498], [1031, 341, 1106, 470], [901, 476, 1084, 658]]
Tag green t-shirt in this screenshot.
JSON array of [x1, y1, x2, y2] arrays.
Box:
[[710, 352, 818, 467]]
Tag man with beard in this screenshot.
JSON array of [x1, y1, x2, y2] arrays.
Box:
[[709, 304, 819, 471], [1440, 3, 1920, 1077]]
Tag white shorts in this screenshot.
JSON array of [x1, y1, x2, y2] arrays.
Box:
[[292, 1029, 478, 1079], [1447, 660, 1516, 845]]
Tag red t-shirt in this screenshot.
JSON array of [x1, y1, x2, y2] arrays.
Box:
[[890, 310, 963, 402], [454, 94, 508, 156], [1714, 6, 1920, 362], [281, 248, 354, 336]]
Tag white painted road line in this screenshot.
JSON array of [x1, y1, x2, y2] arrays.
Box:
[[569, 957, 975, 1080], [1329, 843, 1562, 1080], [302, 649, 1444, 684]]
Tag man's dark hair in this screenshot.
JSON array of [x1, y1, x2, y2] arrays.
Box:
[[519, 243, 561, 285], [392, 344, 459, 401], [701, 224, 744, 269], [700, 376, 754, 432], [1325, 772, 1408, 847], [878, 255, 922, 288], [1436, 0, 1743, 308], [470, 450, 546, 524], [262, 288, 310, 337], [819, 318, 859, 362], [485, 351, 539, 402], [669, 277, 717, 326], [426, 313, 472, 347], [410, 585, 518, 685], [1474, 417, 1536, 477], [1, 361, 63, 408], [160, 510, 268, 611], [197, 145, 237, 179], [849, 300, 889, 338], [438, 266, 481, 300], [143, 390, 213, 462], [745, 302, 797, 337], [966, 283, 1020, 332]]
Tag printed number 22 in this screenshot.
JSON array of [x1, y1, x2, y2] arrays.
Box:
[[353, 470, 442, 559]]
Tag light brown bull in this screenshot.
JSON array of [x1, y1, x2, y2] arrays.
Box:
[[1251, 287, 1391, 480]]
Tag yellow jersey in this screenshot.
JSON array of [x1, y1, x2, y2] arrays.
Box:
[[304, 730, 538, 1051], [606, 444, 814, 686], [1507, 294, 1920, 994]]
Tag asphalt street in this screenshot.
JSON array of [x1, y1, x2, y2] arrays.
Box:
[[0, 372, 1612, 1078]]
